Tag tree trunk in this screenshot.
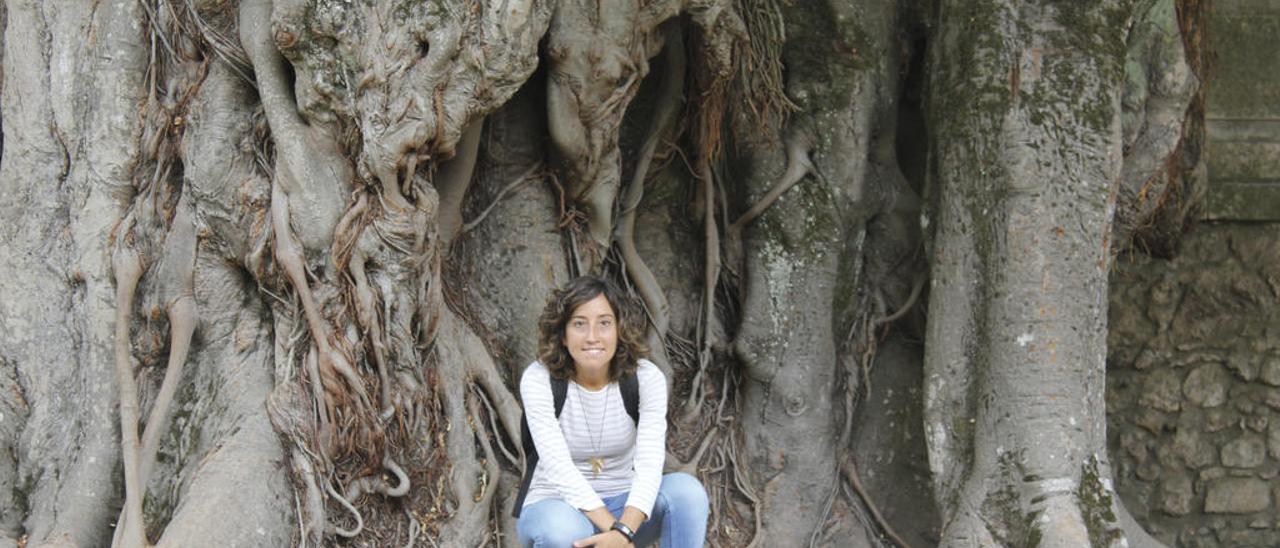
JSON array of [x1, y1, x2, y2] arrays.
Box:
[[922, 1, 1191, 546], [0, 0, 1202, 546]]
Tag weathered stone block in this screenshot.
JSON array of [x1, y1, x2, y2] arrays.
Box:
[[1184, 363, 1229, 408], [1226, 353, 1259, 382], [1121, 430, 1151, 463], [1205, 477, 1271, 514], [1173, 428, 1217, 469], [1261, 358, 1280, 386], [1160, 473, 1194, 516], [1134, 347, 1162, 371], [1136, 407, 1173, 434], [1246, 414, 1268, 433], [1199, 466, 1226, 483], [1263, 388, 1280, 411], [1269, 422, 1280, 460], [1222, 435, 1267, 468], [1216, 529, 1274, 547], [1141, 368, 1185, 412], [1206, 408, 1235, 433]]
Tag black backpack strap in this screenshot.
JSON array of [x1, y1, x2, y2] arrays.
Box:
[[513, 413, 537, 517], [620, 371, 640, 425], [513, 375, 570, 518], [551, 377, 568, 417]]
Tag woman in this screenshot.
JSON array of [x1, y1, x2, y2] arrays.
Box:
[[516, 276, 709, 548]]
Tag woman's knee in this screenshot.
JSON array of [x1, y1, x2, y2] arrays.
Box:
[[659, 472, 709, 514], [517, 500, 594, 547]]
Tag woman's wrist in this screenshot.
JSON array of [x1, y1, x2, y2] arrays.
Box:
[[609, 520, 636, 543]]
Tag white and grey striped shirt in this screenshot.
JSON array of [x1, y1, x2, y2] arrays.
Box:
[[519, 359, 667, 515]]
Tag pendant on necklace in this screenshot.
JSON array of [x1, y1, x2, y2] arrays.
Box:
[[589, 457, 605, 478]]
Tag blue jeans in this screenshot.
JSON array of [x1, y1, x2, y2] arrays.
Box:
[[517, 472, 709, 548]]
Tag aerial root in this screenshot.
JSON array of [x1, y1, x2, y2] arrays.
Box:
[[403, 506, 420, 548], [728, 131, 814, 240], [870, 273, 926, 330], [292, 446, 327, 546], [344, 455, 411, 500], [349, 249, 394, 419], [473, 383, 519, 465], [465, 349, 523, 454], [111, 232, 149, 548], [325, 480, 364, 538], [460, 163, 541, 235], [271, 184, 372, 414], [436, 119, 484, 242], [619, 28, 685, 340], [466, 390, 502, 509], [840, 455, 911, 548], [138, 292, 195, 484], [683, 158, 720, 422]]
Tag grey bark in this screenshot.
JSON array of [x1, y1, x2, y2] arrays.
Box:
[[922, 1, 1191, 546], [732, 1, 907, 544], [0, 0, 1202, 546]]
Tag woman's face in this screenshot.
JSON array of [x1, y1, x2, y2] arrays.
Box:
[[563, 293, 618, 376]]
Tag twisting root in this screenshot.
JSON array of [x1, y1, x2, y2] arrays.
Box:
[[137, 202, 199, 486], [736, 439, 768, 548], [669, 426, 719, 476], [841, 456, 911, 548], [303, 344, 333, 447], [403, 507, 419, 548], [271, 183, 372, 415], [382, 456, 410, 497], [325, 480, 365, 538], [436, 120, 484, 243], [473, 384, 519, 465], [464, 330, 525, 453], [683, 159, 720, 422], [138, 293, 195, 481], [870, 273, 926, 330], [727, 131, 814, 240], [110, 227, 149, 548], [460, 163, 541, 235], [292, 446, 327, 546], [618, 27, 685, 339], [344, 455, 411, 500], [349, 247, 393, 419]]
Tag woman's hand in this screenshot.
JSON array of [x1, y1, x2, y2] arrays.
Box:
[[572, 529, 632, 548]]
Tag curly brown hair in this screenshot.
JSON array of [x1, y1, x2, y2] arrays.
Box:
[[537, 276, 649, 381]]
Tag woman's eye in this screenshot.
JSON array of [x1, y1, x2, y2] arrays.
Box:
[[572, 320, 586, 329], [600, 319, 613, 328]]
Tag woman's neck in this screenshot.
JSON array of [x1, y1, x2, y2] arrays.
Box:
[[573, 368, 609, 391]]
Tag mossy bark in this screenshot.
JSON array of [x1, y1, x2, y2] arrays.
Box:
[[922, 1, 1178, 546]]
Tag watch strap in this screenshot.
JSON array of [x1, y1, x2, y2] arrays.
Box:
[[610, 521, 636, 543]]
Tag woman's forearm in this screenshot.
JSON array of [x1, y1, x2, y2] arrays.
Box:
[[620, 506, 646, 531], [584, 506, 616, 531]]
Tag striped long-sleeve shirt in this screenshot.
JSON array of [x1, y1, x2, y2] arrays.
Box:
[[518, 359, 667, 515]]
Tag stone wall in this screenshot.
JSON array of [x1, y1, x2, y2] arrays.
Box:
[[1108, 223, 1280, 547]]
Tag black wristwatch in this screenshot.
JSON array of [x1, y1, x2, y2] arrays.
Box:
[[610, 521, 636, 543]]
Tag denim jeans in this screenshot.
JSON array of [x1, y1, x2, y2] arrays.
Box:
[[516, 472, 709, 548]]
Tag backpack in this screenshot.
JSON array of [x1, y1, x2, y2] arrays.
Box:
[[512, 372, 640, 517]]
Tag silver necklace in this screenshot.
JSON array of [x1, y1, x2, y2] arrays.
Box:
[[573, 382, 610, 478]]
